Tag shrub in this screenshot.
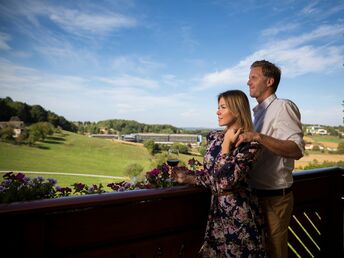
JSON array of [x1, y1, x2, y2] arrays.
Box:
[[172, 142, 189, 154], [143, 139, 160, 155], [124, 163, 144, 179], [0, 127, 14, 142], [28, 122, 55, 143]]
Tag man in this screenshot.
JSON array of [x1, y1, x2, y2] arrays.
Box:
[[236, 60, 305, 258]]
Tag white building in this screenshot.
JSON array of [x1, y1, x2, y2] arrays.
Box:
[[121, 133, 202, 145], [306, 125, 328, 135]]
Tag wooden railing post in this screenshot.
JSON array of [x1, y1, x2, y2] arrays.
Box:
[[289, 167, 343, 258]]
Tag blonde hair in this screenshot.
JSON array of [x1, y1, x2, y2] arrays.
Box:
[[217, 90, 254, 132]]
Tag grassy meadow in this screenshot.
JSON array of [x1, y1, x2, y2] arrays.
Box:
[[0, 131, 154, 187], [0, 131, 201, 188], [1, 131, 342, 187]]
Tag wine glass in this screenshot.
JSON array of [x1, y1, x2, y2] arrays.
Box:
[[167, 147, 180, 168]]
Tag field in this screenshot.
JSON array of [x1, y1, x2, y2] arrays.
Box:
[[295, 135, 344, 169], [1, 132, 343, 187], [0, 131, 153, 187], [0, 131, 200, 187]]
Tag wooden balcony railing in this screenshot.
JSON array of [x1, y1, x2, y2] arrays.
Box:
[[0, 167, 343, 258]]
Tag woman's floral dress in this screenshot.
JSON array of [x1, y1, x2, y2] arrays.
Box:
[[196, 130, 266, 258]]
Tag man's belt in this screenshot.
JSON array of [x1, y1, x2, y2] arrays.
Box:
[[254, 187, 292, 197]]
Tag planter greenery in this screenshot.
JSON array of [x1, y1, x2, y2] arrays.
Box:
[[0, 158, 204, 203]]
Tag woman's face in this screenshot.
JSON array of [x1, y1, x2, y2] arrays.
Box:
[[217, 97, 237, 127]]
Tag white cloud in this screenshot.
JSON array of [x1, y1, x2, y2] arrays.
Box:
[[98, 75, 159, 89], [261, 23, 299, 37], [1, 0, 138, 36], [0, 59, 196, 124], [198, 24, 344, 89], [110, 56, 164, 75], [0, 32, 11, 50], [301, 1, 319, 15], [49, 9, 137, 34]]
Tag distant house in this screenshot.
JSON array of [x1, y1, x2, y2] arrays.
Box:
[[0, 121, 26, 138], [305, 143, 325, 151], [306, 125, 328, 135], [326, 147, 338, 152]]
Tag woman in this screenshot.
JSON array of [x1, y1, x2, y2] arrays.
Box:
[[172, 90, 266, 257]]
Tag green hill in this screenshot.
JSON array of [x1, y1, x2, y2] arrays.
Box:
[[0, 131, 152, 187]]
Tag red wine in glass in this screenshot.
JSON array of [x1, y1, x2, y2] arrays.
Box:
[[167, 148, 179, 167], [167, 159, 179, 167]]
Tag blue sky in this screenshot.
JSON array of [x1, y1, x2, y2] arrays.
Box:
[[0, 0, 343, 128]]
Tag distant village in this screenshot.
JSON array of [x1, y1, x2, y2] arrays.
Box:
[[304, 125, 344, 152]]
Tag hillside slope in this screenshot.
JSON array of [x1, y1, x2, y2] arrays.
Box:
[[0, 131, 152, 177]]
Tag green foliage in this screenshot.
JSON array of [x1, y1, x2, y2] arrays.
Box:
[[0, 127, 14, 142], [81, 119, 181, 135], [0, 172, 56, 203], [198, 145, 206, 156], [172, 142, 189, 154], [124, 163, 144, 179], [0, 97, 77, 132], [28, 122, 55, 143], [143, 139, 160, 155], [30, 105, 47, 122], [0, 98, 14, 121], [337, 142, 344, 154], [0, 172, 107, 203], [151, 152, 169, 168], [302, 159, 344, 170]]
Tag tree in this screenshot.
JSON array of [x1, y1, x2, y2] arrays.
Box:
[[0, 98, 14, 121], [10, 102, 32, 123], [30, 105, 47, 122], [28, 122, 55, 143]]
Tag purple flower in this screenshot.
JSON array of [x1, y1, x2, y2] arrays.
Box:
[[36, 176, 44, 183], [149, 168, 161, 176], [161, 164, 169, 173], [3, 179, 13, 187], [73, 183, 85, 192], [56, 186, 72, 196], [15, 173, 26, 182], [48, 178, 57, 185]]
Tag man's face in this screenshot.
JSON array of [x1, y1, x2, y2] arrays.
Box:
[[247, 66, 272, 103]]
